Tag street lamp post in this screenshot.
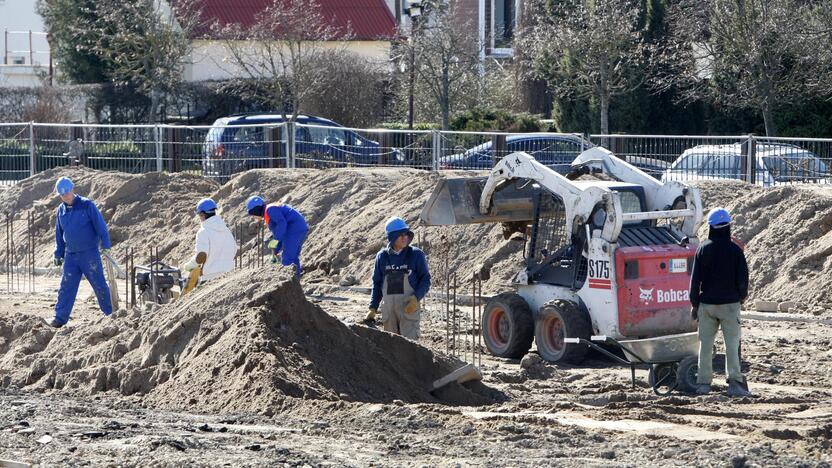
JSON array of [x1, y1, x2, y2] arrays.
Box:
[[405, 0, 422, 130]]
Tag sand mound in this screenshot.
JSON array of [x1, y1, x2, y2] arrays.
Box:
[[0, 167, 218, 266], [0, 268, 496, 412], [695, 182, 832, 308], [0, 167, 522, 292], [1, 167, 831, 308]]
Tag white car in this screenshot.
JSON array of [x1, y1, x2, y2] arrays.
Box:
[[661, 143, 829, 187]]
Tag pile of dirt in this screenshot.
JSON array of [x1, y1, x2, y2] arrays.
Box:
[[0, 167, 523, 292], [0, 268, 496, 412], [0, 167, 218, 266], [2, 167, 831, 308], [695, 181, 832, 309]]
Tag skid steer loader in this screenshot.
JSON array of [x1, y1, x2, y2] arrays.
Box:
[[420, 147, 704, 363]]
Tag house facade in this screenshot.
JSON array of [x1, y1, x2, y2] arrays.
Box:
[[184, 0, 397, 82]]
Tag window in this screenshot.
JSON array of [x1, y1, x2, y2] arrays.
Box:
[[493, 0, 514, 48], [12, 56, 25, 65], [763, 153, 828, 181], [486, 0, 517, 52], [618, 191, 643, 215], [307, 126, 347, 146], [232, 126, 262, 143], [701, 154, 741, 178], [672, 153, 707, 170]]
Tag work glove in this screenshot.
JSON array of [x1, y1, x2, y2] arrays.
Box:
[[266, 237, 279, 249], [53, 257, 63, 267], [690, 306, 698, 321], [363, 308, 377, 325], [404, 296, 420, 315]]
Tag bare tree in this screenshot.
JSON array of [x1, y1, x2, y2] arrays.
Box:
[[93, 0, 200, 123], [653, 0, 832, 136], [405, 0, 483, 130], [214, 0, 349, 120], [520, 0, 646, 135]]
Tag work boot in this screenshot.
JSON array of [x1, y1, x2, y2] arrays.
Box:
[[727, 380, 752, 397], [43, 318, 64, 329], [695, 384, 711, 395]]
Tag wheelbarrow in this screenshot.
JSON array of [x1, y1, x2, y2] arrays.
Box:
[[565, 332, 700, 396]]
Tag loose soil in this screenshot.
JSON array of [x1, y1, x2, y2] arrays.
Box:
[[0, 168, 831, 466]]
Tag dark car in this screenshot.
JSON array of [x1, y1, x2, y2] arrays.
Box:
[[203, 114, 401, 181], [437, 134, 592, 172]]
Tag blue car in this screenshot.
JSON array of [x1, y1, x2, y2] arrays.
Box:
[[438, 134, 593, 172], [203, 113, 401, 181]]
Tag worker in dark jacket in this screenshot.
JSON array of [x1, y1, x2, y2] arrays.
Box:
[[246, 196, 308, 277], [364, 217, 430, 340], [690, 207, 750, 397], [47, 177, 113, 328]]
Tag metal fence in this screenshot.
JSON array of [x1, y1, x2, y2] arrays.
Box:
[[2, 122, 832, 187], [590, 134, 832, 186]]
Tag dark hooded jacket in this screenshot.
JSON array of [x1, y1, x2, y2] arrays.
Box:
[[689, 225, 749, 307]]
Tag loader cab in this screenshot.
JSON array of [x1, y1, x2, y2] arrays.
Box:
[[526, 182, 649, 289]]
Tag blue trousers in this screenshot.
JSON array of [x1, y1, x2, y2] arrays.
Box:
[[54, 248, 112, 325], [278, 230, 307, 276]]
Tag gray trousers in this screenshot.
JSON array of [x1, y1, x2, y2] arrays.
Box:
[[697, 302, 743, 384]]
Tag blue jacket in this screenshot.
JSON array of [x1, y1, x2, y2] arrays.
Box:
[[264, 203, 308, 242], [54, 195, 111, 258], [370, 245, 431, 309]]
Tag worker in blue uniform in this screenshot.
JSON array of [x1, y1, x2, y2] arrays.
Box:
[[46, 177, 113, 328], [246, 196, 308, 277]]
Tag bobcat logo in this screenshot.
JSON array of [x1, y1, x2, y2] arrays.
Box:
[[639, 287, 654, 303]]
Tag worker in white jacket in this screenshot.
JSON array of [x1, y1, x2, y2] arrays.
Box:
[[183, 198, 237, 282]]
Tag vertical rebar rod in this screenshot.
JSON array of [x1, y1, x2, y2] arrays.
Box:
[[452, 273, 457, 359], [6, 213, 10, 292], [29, 212, 34, 294], [124, 247, 128, 308], [444, 254, 450, 355], [11, 212, 16, 293], [150, 247, 157, 305], [130, 248, 135, 307], [259, 221, 264, 267]]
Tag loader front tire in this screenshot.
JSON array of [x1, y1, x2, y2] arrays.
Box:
[[535, 300, 592, 364], [482, 293, 534, 359]]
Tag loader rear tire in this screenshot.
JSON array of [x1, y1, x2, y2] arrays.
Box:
[[535, 300, 592, 364], [482, 293, 534, 359]]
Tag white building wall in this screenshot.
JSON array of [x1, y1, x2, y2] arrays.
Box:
[[0, 0, 52, 86]]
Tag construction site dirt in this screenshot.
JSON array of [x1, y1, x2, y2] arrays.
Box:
[[1, 167, 831, 466]]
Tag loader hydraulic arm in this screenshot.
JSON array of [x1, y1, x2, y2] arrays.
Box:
[[480, 152, 622, 244], [572, 147, 703, 236]]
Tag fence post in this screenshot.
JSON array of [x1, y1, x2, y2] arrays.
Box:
[[492, 134, 507, 167], [28, 122, 35, 177], [745, 134, 756, 184], [431, 130, 440, 171], [154, 125, 163, 172], [285, 121, 296, 169]]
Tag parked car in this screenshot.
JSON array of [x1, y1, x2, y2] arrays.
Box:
[[203, 114, 402, 181], [437, 134, 592, 172], [662, 143, 830, 186]]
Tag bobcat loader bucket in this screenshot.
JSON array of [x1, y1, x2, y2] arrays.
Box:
[[420, 177, 549, 226]]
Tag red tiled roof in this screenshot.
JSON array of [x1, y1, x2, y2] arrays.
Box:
[[189, 0, 396, 41]]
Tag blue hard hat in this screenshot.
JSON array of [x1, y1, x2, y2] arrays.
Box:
[[55, 177, 74, 196], [246, 195, 265, 212], [195, 198, 217, 214], [707, 208, 731, 227], [385, 216, 410, 234]]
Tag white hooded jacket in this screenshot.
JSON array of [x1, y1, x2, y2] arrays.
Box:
[[187, 214, 237, 281]]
